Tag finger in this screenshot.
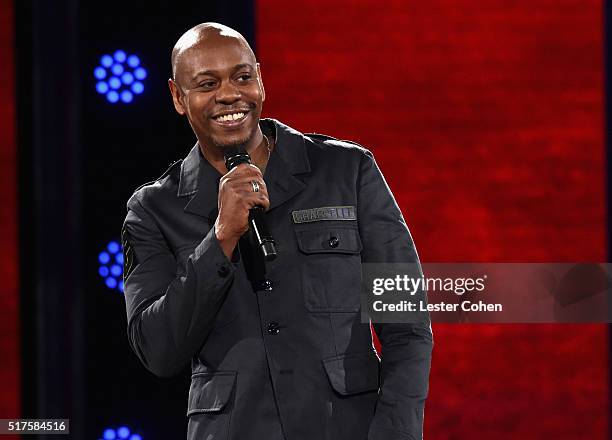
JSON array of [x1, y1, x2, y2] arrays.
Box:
[[231, 163, 263, 178], [242, 193, 270, 210], [234, 189, 269, 201], [221, 174, 267, 193], [241, 181, 268, 197], [228, 178, 268, 195], [220, 164, 258, 183], [244, 178, 267, 192]]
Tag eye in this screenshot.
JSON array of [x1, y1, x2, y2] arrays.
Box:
[[236, 73, 252, 82], [198, 80, 217, 89]]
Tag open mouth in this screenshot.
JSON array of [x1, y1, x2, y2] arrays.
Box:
[[212, 111, 249, 125]]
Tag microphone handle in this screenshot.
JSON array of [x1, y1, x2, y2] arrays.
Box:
[[249, 206, 277, 261]]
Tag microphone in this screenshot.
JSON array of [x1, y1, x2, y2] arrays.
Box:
[[224, 144, 277, 261]]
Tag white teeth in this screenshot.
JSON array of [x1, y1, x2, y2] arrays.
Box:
[[216, 112, 245, 122]]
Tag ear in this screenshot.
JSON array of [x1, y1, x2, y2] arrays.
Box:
[[256, 63, 265, 102], [168, 78, 186, 115]]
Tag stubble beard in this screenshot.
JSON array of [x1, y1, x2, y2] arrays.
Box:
[[210, 124, 256, 149], [212, 133, 252, 148]]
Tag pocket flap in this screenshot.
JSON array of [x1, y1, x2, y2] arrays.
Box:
[[322, 351, 380, 395], [187, 371, 237, 416], [296, 226, 362, 254]]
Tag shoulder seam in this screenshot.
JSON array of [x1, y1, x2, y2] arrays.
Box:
[[304, 132, 369, 152], [132, 159, 182, 193], [126, 159, 182, 209]]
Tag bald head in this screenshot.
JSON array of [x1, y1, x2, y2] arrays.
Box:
[[171, 22, 256, 82], [167, 22, 265, 152]]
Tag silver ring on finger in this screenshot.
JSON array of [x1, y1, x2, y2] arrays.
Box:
[[251, 180, 260, 193]]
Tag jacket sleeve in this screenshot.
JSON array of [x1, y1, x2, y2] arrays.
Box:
[[357, 150, 434, 440], [121, 194, 235, 377]]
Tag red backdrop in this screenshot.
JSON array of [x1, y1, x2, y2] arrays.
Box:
[[257, 1, 608, 438], [0, 0, 20, 420]]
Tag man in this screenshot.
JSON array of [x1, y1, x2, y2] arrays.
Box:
[[122, 22, 433, 440]]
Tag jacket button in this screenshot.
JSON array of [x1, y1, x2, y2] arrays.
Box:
[[267, 321, 280, 335], [217, 265, 230, 277], [328, 236, 340, 248], [260, 279, 273, 291]]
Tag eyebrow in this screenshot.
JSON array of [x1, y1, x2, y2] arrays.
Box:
[[191, 63, 254, 81]]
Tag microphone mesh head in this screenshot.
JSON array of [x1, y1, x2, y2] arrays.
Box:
[[223, 144, 251, 171]]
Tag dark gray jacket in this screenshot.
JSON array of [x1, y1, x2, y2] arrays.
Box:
[[122, 118, 433, 440]]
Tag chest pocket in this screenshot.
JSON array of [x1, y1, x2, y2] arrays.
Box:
[[295, 224, 363, 312]]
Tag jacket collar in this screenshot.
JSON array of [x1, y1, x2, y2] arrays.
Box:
[[178, 118, 311, 219]]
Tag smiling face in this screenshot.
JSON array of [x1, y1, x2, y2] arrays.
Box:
[[169, 28, 265, 150]]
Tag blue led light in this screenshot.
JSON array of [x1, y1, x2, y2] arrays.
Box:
[[94, 67, 106, 80], [121, 72, 134, 85], [120, 90, 133, 103], [111, 64, 124, 75], [117, 426, 130, 439], [100, 426, 142, 440], [96, 81, 109, 94], [94, 50, 146, 104], [109, 77, 121, 89], [108, 241, 120, 254], [114, 50, 127, 62], [99, 240, 124, 293], [131, 82, 144, 94], [134, 67, 147, 80], [127, 55, 140, 68], [101, 55, 113, 67], [107, 91, 119, 103], [110, 264, 122, 277]]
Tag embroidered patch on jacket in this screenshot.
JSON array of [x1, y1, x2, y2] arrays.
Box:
[[292, 206, 356, 224], [121, 225, 138, 280]]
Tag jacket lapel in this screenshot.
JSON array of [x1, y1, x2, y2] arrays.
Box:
[[262, 119, 310, 212], [176, 118, 311, 219], [178, 143, 221, 220]]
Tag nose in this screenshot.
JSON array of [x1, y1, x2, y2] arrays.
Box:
[[215, 79, 241, 104]]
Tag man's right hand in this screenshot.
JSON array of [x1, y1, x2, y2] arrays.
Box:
[[214, 163, 270, 258]]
